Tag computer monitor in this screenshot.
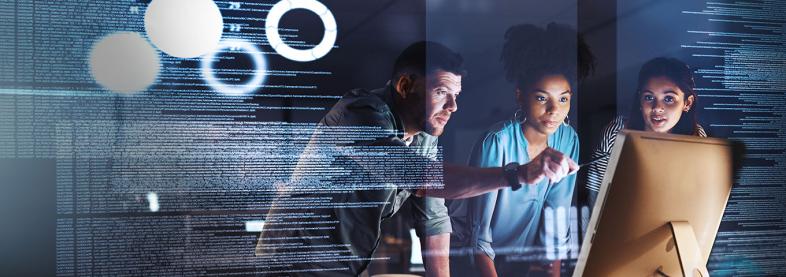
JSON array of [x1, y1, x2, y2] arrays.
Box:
[[574, 130, 743, 277]]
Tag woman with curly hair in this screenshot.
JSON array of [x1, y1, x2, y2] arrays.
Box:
[[448, 23, 594, 276]]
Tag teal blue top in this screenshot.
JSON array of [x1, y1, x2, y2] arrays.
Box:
[[448, 119, 579, 261]]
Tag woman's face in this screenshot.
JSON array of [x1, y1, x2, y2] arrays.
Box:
[[639, 76, 694, 133], [518, 74, 572, 136]]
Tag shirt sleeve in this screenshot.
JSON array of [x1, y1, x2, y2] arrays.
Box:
[[448, 131, 504, 260], [585, 116, 625, 208], [409, 133, 452, 237], [411, 196, 452, 237], [321, 92, 397, 130]]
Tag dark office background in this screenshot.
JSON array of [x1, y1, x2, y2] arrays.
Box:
[[2, 0, 785, 275]]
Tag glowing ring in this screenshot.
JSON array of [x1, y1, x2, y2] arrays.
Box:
[[201, 38, 266, 96], [265, 0, 337, 62]]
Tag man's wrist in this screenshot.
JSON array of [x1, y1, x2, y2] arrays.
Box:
[[503, 162, 521, 190], [521, 163, 529, 185]]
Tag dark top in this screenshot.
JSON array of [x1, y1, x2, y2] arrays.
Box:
[[256, 85, 451, 276]]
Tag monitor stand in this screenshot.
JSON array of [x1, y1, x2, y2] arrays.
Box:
[[658, 221, 710, 277]]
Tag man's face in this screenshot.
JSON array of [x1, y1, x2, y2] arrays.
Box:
[[417, 70, 461, 136]]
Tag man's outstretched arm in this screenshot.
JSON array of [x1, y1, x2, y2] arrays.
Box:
[[420, 147, 578, 199]]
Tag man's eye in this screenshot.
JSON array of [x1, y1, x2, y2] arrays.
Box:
[[436, 89, 447, 96]]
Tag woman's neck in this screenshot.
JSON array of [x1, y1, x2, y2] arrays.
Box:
[[522, 124, 549, 158]]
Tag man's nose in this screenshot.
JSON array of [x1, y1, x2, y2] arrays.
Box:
[[445, 94, 458, 112]]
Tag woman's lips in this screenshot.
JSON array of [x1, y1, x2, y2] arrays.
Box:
[[650, 115, 667, 127], [542, 120, 560, 128]]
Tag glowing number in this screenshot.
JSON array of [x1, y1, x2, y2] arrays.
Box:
[[265, 0, 337, 62], [201, 38, 267, 96], [200, 0, 337, 95]]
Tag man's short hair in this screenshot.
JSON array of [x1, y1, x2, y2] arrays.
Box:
[[392, 41, 466, 80]]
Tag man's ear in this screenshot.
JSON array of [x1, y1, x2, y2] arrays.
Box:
[[394, 75, 414, 99]]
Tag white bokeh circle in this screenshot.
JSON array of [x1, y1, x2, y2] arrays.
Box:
[[201, 38, 266, 96], [265, 0, 337, 62], [144, 0, 224, 58], [89, 32, 160, 93]]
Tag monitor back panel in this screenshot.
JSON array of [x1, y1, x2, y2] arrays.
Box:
[[577, 131, 735, 277]]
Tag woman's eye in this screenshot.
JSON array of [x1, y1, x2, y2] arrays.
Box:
[[560, 97, 569, 103], [536, 96, 546, 102], [664, 96, 675, 103], [643, 95, 654, 101]]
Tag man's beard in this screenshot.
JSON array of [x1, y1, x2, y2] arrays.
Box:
[[423, 123, 444, 137], [422, 113, 449, 137]]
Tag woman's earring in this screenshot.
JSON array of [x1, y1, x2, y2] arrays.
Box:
[[563, 115, 570, 126], [514, 109, 527, 124]]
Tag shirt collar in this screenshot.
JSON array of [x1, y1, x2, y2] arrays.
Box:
[[383, 82, 413, 140]]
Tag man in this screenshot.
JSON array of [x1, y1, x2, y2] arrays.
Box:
[[257, 41, 577, 276]]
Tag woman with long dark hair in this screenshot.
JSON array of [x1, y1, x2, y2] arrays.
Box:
[[585, 57, 707, 206]]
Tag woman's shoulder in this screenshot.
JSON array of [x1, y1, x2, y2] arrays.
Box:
[[600, 116, 627, 137], [472, 119, 522, 151], [608, 115, 627, 130], [556, 121, 579, 137], [695, 123, 708, 137], [549, 121, 579, 147], [481, 119, 519, 138]]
